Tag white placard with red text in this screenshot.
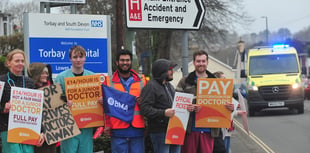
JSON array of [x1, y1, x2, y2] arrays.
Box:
[[165, 92, 193, 145], [8, 87, 44, 145]]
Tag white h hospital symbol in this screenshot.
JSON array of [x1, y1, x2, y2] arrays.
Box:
[[130, 0, 140, 10]]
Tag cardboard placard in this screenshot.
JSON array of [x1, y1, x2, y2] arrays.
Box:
[[8, 87, 43, 145], [195, 78, 233, 128], [237, 89, 249, 134], [65, 75, 104, 128], [40, 84, 81, 145]]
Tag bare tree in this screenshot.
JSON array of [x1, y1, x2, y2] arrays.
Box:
[[294, 26, 310, 42], [4, 0, 40, 29], [191, 0, 251, 50], [0, 0, 10, 12], [59, 1, 116, 51], [135, 0, 251, 75]]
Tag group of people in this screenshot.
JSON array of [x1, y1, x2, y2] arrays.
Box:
[[0, 46, 95, 153], [0, 49, 51, 153], [0, 45, 241, 153]]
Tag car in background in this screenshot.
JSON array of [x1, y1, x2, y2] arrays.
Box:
[[233, 83, 247, 100]]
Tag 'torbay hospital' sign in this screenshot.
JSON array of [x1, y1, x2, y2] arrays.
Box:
[[24, 13, 112, 76]]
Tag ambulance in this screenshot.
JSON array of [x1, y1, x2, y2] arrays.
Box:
[[242, 44, 304, 116]]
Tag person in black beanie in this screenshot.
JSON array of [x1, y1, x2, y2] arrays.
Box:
[[140, 59, 180, 153]]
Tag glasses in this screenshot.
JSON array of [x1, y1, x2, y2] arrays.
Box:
[[119, 59, 131, 62]]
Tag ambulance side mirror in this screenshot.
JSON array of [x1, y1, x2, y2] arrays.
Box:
[[240, 69, 246, 78]]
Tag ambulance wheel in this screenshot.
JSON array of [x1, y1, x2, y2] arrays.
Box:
[[297, 103, 304, 114]]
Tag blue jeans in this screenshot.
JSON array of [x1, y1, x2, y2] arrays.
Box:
[[149, 132, 181, 153], [224, 136, 231, 153], [111, 136, 144, 153]]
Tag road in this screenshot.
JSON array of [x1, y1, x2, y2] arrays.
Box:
[[231, 99, 310, 153]]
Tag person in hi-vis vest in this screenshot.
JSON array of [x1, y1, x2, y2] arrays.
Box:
[[99, 49, 146, 153]]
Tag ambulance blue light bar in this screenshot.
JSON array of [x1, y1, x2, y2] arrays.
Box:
[[273, 44, 290, 49]]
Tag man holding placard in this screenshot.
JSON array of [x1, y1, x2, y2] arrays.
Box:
[[140, 59, 180, 153], [176, 50, 234, 153], [100, 49, 146, 153], [55, 45, 97, 153]]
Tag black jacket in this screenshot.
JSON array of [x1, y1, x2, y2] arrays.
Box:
[[140, 59, 175, 133], [0, 71, 35, 131]]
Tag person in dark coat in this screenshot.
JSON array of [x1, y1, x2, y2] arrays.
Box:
[[140, 59, 180, 153]]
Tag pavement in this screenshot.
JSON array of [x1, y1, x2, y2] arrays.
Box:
[[94, 119, 265, 153], [231, 120, 266, 153]]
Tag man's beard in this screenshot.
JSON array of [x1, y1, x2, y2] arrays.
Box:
[[196, 66, 206, 74], [118, 64, 131, 74]]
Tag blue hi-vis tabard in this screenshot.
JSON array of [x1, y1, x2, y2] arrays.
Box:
[[102, 85, 136, 123]]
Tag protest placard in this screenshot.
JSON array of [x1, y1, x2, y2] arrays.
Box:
[[40, 84, 81, 145], [238, 89, 249, 134], [195, 78, 233, 128], [8, 87, 43, 145], [65, 74, 104, 128], [0, 81, 4, 100], [165, 92, 193, 145]]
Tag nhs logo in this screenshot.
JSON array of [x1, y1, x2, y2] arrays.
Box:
[[91, 20, 103, 27]]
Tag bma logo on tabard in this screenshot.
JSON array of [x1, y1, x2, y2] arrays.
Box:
[[107, 97, 128, 111], [128, 0, 142, 21]]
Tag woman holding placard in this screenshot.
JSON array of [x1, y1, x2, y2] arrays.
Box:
[[28, 62, 56, 153], [0, 49, 44, 153]]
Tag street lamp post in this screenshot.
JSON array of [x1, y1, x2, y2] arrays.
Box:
[[237, 39, 245, 70], [261, 16, 268, 45], [234, 39, 245, 82]]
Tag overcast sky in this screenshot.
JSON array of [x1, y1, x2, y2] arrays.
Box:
[[10, 0, 310, 35], [237, 0, 310, 35]]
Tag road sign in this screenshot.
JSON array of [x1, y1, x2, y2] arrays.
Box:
[[125, 0, 205, 30]]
